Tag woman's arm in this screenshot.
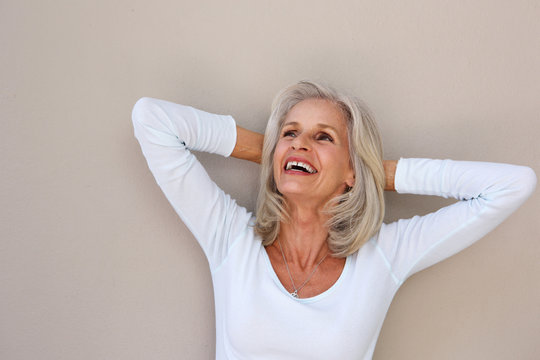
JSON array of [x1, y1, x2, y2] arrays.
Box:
[[383, 160, 397, 191], [132, 98, 252, 270], [230, 125, 398, 191], [376, 158, 537, 283], [230, 126, 264, 164]]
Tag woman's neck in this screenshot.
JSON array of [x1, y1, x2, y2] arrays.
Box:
[[278, 203, 331, 270]]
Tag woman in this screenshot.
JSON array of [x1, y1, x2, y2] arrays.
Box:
[[132, 81, 536, 359]]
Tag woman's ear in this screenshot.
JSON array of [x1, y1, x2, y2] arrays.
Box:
[[345, 173, 355, 188]]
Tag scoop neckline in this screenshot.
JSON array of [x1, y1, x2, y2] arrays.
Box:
[[261, 245, 351, 303]]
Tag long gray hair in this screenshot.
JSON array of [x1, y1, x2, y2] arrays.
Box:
[[254, 81, 385, 257]]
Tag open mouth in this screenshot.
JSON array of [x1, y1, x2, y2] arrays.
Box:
[[284, 161, 317, 174]]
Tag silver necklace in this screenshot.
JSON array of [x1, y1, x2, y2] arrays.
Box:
[[277, 239, 329, 298]]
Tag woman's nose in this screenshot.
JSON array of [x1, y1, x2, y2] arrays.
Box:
[[291, 134, 310, 151]]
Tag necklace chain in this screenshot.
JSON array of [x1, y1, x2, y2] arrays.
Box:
[[277, 239, 328, 298]]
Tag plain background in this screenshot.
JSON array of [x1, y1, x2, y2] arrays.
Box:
[[2, 0, 539, 359]]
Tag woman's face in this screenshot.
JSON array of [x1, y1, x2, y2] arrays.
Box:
[[272, 98, 355, 206]]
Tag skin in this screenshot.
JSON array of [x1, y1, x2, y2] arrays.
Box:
[[273, 99, 356, 210], [231, 99, 397, 298], [232, 126, 397, 190]]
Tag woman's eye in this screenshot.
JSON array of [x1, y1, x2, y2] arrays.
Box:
[[283, 130, 296, 137], [317, 133, 333, 142]]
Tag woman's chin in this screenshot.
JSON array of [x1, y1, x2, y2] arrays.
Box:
[[280, 187, 332, 204], [280, 189, 308, 199], [277, 181, 313, 195]]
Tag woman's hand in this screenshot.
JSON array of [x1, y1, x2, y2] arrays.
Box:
[[231, 125, 397, 191]]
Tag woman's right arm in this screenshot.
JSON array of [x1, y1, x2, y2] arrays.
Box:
[[231, 126, 264, 164], [132, 97, 252, 271]]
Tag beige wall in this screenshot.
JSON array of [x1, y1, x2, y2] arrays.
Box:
[[2, 0, 539, 358]]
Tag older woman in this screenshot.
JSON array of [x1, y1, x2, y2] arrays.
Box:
[[132, 81, 536, 359]]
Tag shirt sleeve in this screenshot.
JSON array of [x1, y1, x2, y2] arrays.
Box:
[[376, 158, 537, 284], [131, 97, 252, 271]]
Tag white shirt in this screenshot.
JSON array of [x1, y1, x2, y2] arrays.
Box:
[[132, 97, 536, 359]]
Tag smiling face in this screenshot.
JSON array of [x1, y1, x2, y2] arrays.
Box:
[[272, 98, 355, 207]]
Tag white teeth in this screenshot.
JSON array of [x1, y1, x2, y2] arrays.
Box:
[[285, 161, 317, 174]]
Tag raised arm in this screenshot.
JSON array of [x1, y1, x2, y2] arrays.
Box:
[[230, 125, 398, 191], [376, 158, 537, 284], [132, 97, 252, 271], [230, 126, 264, 164], [383, 160, 397, 191]]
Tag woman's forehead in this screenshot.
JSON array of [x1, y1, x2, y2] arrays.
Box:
[[282, 98, 347, 130]]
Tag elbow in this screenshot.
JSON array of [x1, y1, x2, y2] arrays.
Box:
[[507, 166, 538, 206], [131, 97, 157, 126], [519, 166, 537, 198]]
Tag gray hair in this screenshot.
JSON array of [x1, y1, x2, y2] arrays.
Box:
[[254, 81, 385, 257]]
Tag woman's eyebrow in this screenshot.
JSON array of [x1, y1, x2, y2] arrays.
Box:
[[317, 123, 338, 133], [282, 121, 299, 127], [283, 121, 338, 132]]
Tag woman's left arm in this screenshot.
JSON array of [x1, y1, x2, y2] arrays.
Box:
[[376, 158, 536, 284], [383, 160, 398, 191]]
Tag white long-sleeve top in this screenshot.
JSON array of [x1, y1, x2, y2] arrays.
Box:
[[132, 97, 536, 360]]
